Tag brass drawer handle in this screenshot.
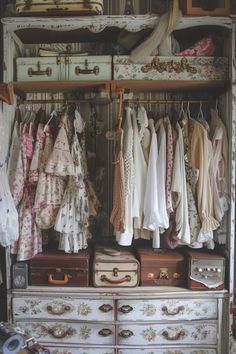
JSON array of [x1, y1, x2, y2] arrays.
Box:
[[162, 305, 185, 316], [75, 59, 99, 75], [98, 328, 113, 337], [100, 275, 131, 284], [118, 305, 133, 314], [118, 329, 134, 338], [28, 62, 52, 77], [99, 304, 113, 312], [48, 326, 75, 339], [162, 328, 186, 341], [46, 304, 71, 315]]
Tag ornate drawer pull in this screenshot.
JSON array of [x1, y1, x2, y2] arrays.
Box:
[[162, 305, 185, 316], [98, 328, 113, 337], [48, 326, 75, 339], [100, 275, 131, 284], [118, 305, 133, 314], [75, 59, 100, 76], [162, 328, 187, 341], [118, 329, 134, 338], [28, 62, 52, 77], [46, 304, 71, 315], [99, 304, 113, 312], [48, 274, 69, 285]]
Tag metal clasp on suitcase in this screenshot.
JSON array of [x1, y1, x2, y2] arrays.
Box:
[[28, 61, 52, 77], [75, 59, 100, 76]]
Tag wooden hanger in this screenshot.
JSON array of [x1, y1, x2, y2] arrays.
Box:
[[0, 82, 14, 105]]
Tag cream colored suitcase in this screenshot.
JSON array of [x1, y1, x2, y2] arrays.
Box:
[[93, 246, 140, 287], [16, 0, 103, 15], [16, 55, 112, 81], [16, 57, 65, 81], [113, 56, 228, 81]]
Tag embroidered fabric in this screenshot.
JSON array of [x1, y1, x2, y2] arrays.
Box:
[[28, 123, 45, 183]]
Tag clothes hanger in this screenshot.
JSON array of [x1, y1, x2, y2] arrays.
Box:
[[43, 109, 58, 133], [197, 100, 204, 121]]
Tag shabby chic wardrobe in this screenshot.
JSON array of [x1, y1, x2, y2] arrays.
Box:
[[1, 10, 236, 354]]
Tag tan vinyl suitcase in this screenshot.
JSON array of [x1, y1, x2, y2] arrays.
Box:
[[93, 246, 140, 287], [16, 0, 103, 15]]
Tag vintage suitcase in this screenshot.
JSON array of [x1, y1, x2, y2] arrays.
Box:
[[30, 250, 90, 287], [136, 248, 186, 286], [179, 0, 230, 16], [93, 246, 140, 287], [16, 0, 103, 15], [16, 56, 112, 81], [113, 56, 228, 81], [186, 249, 225, 290]]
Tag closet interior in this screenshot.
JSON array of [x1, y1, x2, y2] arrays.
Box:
[[1, 9, 235, 354]]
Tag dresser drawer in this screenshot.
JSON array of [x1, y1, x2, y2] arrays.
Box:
[[13, 297, 114, 321], [117, 299, 217, 321], [117, 322, 217, 346], [49, 348, 115, 354], [17, 321, 115, 345], [118, 349, 216, 354]]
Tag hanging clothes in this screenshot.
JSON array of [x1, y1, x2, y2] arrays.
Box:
[[56, 132, 91, 253], [163, 116, 174, 215], [28, 123, 46, 184], [116, 107, 134, 246], [11, 126, 42, 261], [171, 122, 191, 245], [110, 129, 125, 233], [8, 120, 21, 191]]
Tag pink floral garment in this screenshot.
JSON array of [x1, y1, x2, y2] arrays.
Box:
[[11, 131, 42, 260], [28, 123, 46, 184]]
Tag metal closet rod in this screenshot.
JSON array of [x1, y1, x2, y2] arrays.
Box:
[[124, 99, 214, 104], [18, 99, 93, 104]]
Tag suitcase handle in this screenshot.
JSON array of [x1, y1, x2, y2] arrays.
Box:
[[48, 274, 69, 285], [28, 62, 52, 77], [100, 275, 131, 284], [75, 60, 100, 76]]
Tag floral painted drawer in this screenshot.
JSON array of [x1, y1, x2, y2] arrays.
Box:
[[118, 349, 216, 354], [49, 348, 115, 354], [116, 299, 217, 321], [113, 56, 228, 81], [13, 297, 114, 321], [117, 321, 217, 346], [16, 321, 115, 345]]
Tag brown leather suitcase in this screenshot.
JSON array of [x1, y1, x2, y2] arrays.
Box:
[[136, 248, 186, 286], [93, 246, 140, 287], [30, 250, 90, 287]]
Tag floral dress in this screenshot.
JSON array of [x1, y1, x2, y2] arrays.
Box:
[[29, 123, 45, 183], [34, 126, 66, 229], [55, 133, 91, 252], [11, 130, 42, 260]]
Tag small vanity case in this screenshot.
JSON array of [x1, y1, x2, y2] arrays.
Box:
[[93, 246, 140, 287], [30, 250, 90, 287], [16, 0, 104, 15], [136, 248, 186, 287]]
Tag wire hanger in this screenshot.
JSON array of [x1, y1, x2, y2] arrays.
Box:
[[43, 109, 57, 132], [197, 100, 204, 121]]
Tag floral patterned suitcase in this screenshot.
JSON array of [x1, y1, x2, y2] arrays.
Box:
[[93, 246, 140, 287], [16, 0, 103, 15], [113, 55, 228, 81]]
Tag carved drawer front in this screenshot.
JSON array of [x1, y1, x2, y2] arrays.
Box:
[[117, 299, 217, 321], [13, 297, 114, 321], [117, 321, 217, 346], [49, 348, 115, 354], [16, 321, 115, 345], [118, 349, 216, 354]]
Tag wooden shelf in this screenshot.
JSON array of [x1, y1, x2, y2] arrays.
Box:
[[14, 80, 229, 95]]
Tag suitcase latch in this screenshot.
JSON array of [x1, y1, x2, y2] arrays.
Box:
[[159, 268, 169, 280]]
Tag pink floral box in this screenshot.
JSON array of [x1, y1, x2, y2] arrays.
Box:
[[113, 56, 228, 81]]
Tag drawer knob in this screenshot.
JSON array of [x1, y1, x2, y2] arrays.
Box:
[[98, 328, 113, 337], [99, 304, 113, 313], [162, 305, 185, 316], [118, 305, 133, 314], [162, 328, 186, 341], [118, 329, 134, 338], [46, 303, 71, 315]]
